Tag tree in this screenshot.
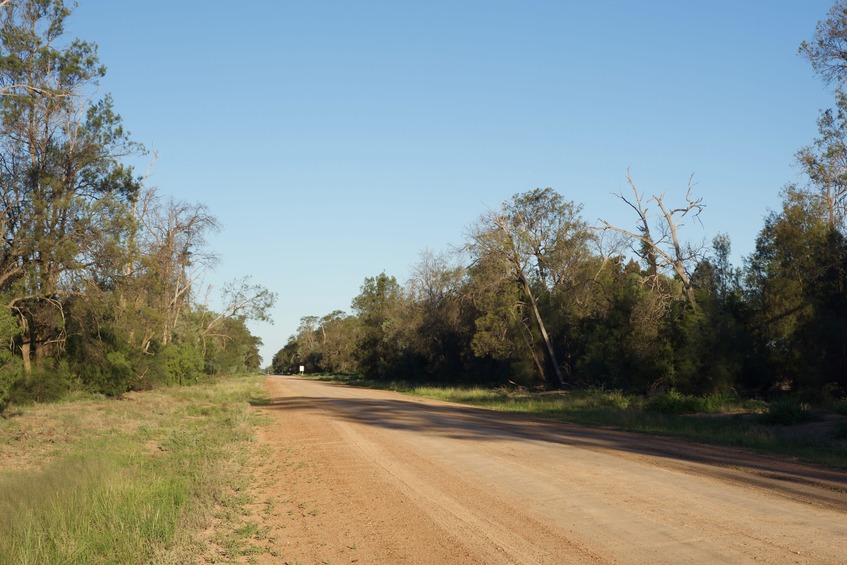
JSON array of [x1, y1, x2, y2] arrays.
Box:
[[145, 195, 219, 347], [200, 276, 275, 345], [0, 0, 142, 373], [468, 188, 590, 388], [466, 251, 548, 384], [796, 89, 847, 230], [800, 1, 847, 86], [746, 188, 847, 392], [406, 250, 469, 380], [351, 272, 405, 378], [574, 258, 676, 391], [316, 310, 357, 373], [188, 276, 276, 374], [708, 233, 742, 303], [0, 305, 20, 410], [598, 170, 704, 306], [272, 337, 298, 375], [93, 186, 221, 357], [201, 315, 263, 375]]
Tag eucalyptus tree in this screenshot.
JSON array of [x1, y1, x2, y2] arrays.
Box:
[[598, 170, 704, 306], [351, 272, 406, 378], [272, 337, 298, 375], [290, 315, 320, 371], [0, 0, 141, 372], [406, 250, 469, 379], [800, 0, 847, 86], [746, 188, 847, 392], [286, 310, 358, 374], [467, 188, 590, 388], [795, 90, 847, 230], [317, 310, 357, 373], [199, 276, 275, 345], [143, 195, 219, 347]]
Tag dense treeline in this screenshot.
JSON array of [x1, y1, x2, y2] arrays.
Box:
[[275, 2, 847, 401], [0, 1, 274, 412]]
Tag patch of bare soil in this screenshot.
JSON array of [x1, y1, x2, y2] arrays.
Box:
[[246, 376, 847, 564]]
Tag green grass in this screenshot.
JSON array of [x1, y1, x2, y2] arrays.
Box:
[[0, 376, 271, 564], [306, 375, 847, 468]]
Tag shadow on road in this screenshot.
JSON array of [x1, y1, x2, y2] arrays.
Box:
[[258, 379, 847, 501]]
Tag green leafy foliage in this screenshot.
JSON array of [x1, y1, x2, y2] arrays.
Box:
[[0, 350, 21, 414], [0, 308, 21, 412], [159, 343, 204, 386], [645, 391, 711, 415], [0, 2, 272, 413], [8, 361, 70, 405]]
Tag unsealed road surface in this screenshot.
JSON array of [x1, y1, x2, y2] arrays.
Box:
[[250, 375, 847, 564]]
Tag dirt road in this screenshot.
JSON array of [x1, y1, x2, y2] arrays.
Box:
[[249, 375, 847, 564]]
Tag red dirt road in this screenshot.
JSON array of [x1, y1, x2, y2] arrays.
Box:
[[249, 375, 847, 564]]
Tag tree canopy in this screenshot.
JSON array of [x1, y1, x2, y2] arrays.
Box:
[[0, 0, 274, 412]]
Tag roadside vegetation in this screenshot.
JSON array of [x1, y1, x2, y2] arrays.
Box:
[[0, 1, 275, 417], [306, 374, 847, 469], [0, 377, 272, 564]]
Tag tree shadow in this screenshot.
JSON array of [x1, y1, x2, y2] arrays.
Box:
[[258, 383, 847, 502]]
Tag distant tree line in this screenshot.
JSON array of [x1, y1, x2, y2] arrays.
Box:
[[0, 1, 275, 412], [274, 2, 847, 400]]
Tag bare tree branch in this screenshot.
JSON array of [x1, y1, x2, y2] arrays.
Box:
[[596, 170, 705, 305]]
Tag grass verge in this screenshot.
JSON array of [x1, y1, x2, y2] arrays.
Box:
[[0, 376, 272, 564]]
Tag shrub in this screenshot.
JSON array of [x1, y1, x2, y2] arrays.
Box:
[[644, 391, 706, 415], [10, 362, 70, 405], [830, 420, 847, 440], [72, 348, 136, 397], [104, 351, 134, 396], [580, 387, 633, 410], [0, 351, 22, 414], [602, 389, 632, 409], [160, 343, 204, 386], [761, 400, 819, 425], [0, 309, 21, 414]]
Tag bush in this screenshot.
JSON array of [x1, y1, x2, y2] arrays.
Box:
[[104, 351, 134, 396], [601, 389, 632, 410], [0, 351, 22, 414], [10, 362, 70, 405], [831, 420, 847, 440], [644, 391, 707, 414], [761, 400, 819, 425], [133, 343, 205, 389], [72, 348, 136, 397], [160, 343, 204, 386], [0, 309, 21, 414], [580, 387, 633, 410]]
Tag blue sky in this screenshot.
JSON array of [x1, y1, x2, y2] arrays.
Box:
[[71, 1, 835, 365]]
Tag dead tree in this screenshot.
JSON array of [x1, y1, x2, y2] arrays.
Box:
[[597, 169, 704, 306]]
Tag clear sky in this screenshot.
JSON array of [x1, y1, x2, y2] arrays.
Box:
[[70, 1, 836, 365]]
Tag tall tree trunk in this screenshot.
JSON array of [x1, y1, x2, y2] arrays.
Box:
[[18, 313, 31, 375], [519, 318, 547, 381], [517, 269, 565, 388]]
